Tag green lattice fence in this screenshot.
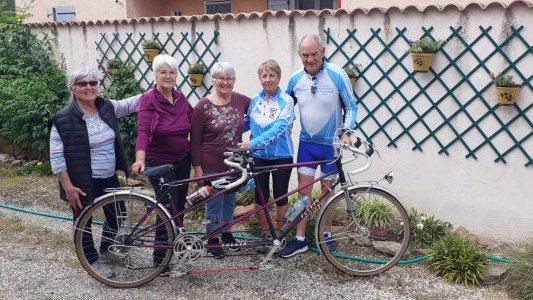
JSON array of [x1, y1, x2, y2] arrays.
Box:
[[95, 31, 220, 100], [325, 26, 533, 167]]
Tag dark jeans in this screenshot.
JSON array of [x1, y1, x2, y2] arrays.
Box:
[[253, 157, 293, 206], [75, 174, 123, 264], [146, 156, 191, 264]]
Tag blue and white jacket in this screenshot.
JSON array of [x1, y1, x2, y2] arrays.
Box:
[[245, 87, 295, 159], [286, 61, 357, 145]]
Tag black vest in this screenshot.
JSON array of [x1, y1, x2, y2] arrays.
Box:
[[49, 97, 129, 204]]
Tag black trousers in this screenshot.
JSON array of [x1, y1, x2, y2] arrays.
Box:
[[146, 156, 191, 264], [253, 157, 292, 207], [75, 174, 122, 264]]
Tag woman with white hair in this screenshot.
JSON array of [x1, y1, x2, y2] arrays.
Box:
[[190, 62, 251, 259], [131, 54, 193, 273], [49, 66, 141, 278]]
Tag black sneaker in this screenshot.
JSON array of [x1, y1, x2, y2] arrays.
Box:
[[221, 232, 240, 251], [207, 238, 225, 259]]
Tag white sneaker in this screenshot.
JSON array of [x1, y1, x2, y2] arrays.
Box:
[[90, 259, 114, 278]]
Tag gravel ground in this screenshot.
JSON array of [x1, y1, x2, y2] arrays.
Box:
[[0, 174, 512, 299]]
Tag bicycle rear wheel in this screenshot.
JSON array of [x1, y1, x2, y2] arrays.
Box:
[[315, 186, 410, 276], [74, 193, 175, 288]]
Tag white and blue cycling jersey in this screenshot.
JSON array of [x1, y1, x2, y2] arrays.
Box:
[[286, 61, 357, 145], [244, 87, 295, 159]]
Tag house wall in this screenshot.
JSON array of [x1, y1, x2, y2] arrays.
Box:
[[15, 0, 128, 23], [27, 4, 533, 242]]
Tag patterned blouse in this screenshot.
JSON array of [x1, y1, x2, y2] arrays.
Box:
[[190, 92, 250, 173]]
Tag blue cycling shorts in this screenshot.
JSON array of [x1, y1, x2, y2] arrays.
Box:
[[296, 141, 337, 178]]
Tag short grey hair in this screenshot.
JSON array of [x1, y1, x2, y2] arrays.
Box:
[[210, 62, 236, 79], [67, 67, 100, 90], [299, 34, 325, 50], [152, 54, 179, 76]]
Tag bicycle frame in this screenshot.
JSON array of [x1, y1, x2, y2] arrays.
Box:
[[126, 154, 351, 252]]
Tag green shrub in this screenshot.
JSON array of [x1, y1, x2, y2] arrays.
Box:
[[102, 60, 142, 163], [408, 208, 452, 249], [16, 161, 52, 176], [504, 241, 533, 299], [0, 11, 68, 157], [428, 235, 489, 286]]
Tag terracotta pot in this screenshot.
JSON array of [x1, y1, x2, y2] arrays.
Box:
[[410, 52, 435, 72], [143, 48, 160, 63], [188, 73, 205, 87], [496, 86, 520, 105]]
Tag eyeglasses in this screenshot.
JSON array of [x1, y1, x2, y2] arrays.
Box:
[[311, 76, 318, 94], [158, 70, 177, 77], [215, 77, 235, 84], [75, 81, 98, 87]]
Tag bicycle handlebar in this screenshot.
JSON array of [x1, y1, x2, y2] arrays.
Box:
[[223, 156, 249, 190]]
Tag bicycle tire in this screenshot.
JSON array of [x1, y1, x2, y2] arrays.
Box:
[[315, 186, 410, 276], [73, 193, 175, 288]]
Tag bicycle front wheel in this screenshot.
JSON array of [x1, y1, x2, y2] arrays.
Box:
[[73, 193, 175, 288], [315, 186, 410, 276]]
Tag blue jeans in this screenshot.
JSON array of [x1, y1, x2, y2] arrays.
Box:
[[205, 175, 237, 233]]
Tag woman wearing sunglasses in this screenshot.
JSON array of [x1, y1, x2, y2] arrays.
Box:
[[49, 67, 141, 278]]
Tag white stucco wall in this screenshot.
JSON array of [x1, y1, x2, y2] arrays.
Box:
[[29, 4, 533, 242]]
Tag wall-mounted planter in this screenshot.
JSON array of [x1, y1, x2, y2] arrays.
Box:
[[410, 52, 435, 72], [496, 86, 521, 105], [143, 48, 160, 63], [188, 73, 205, 87]]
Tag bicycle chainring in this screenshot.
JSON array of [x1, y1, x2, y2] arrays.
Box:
[[173, 234, 205, 263]]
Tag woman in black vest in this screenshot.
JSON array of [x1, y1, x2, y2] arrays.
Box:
[[49, 67, 140, 278]]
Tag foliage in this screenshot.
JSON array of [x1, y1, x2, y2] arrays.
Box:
[[0, 9, 68, 158], [102, 60, 142, 163], [107, 58, 123, 70], [142, 39, 161, 50], [342, 64, 361, 78], [408, 208, 452, 249], [16, 161, 52, 176], [489, 72, 520, 87], [355, 197, 396, 229], [408, 37, 444, 53], [504, 241, 533, 299], [428, 235, 489, 286], [188, 62, 205, 74]]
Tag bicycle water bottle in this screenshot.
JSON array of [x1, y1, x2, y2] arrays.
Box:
[[285, 196, 308, 222], [186, 185, 213, 206]]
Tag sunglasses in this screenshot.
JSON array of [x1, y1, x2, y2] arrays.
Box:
[[311, 76, 318, 94], [75, 81, 99, 87]]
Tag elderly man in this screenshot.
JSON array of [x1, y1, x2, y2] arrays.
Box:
[[280, 34, 358, 258]]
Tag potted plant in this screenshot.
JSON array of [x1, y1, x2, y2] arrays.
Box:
[[342, 64, 361, 89], [489, 72, 521, 105], [355, 197, 396, 240], [187, 62, 206, 87], [408, 37, 444, 72], [107, 58, 122, 73], [142, 39, 161, 63]]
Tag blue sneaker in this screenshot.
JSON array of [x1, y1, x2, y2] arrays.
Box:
[[324, 233, 337, 253], [280, 238, 308, 258]]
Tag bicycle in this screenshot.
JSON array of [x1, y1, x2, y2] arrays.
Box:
[[72, 129, 410, 288]]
